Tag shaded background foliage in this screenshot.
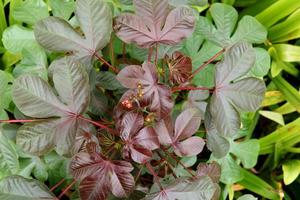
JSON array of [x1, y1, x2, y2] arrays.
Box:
[[0, 0, 299, 200]]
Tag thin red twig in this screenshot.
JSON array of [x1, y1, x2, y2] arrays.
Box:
[[50, 178, 65, 192], [94, 52, 119, 73], [146, 162, 164, 191], [189, 48, 225, 79], [148, 47, 153, 62], [77, 115, 116, 134], [157, 151, 178, 179], [172, 86, 214, 93], [0, 119, 41, 123], [155, 43, 158, 65], [58, 180, 77, 199]]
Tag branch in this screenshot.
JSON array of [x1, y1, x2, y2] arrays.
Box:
[[50, 178, 65, 192], [189, 48, 225, 79], [146, 162, 164, 191], [172, 86, 214, 93], [93, 52, 119, 73], [58, 180, 76, 199]]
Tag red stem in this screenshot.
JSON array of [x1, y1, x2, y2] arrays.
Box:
[[122, 42, 127, 63], [76, 115, 115, 134], [146, 162, 164, 191], [148, 47, 153, 62], [189, 48, 225, 79], [155, 43, 158, 65], [58, 180, 76, 199], [94, 52, 119, 73], [0, 119, 40, 123], [135, 164, 144, 182], [50, 178, 65, 192], [157, 151, 178, 179], [162, 148, 195, 177], [172, 86, 214, 93]]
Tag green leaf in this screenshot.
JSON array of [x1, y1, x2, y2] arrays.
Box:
[[259, 110, 285, 126], [13, 46, 48, 80], [95, 72, 123, 91], [231, 16, 267, 45], [0, 0, 7, 39], [247, 48, 271, 78], [282, 160, 300, 185], [0, 131, 19, 176], [2, 25, 38, 54], [169, 0, 208, 7], [273, 75, 300, 113], [197, 3, 266, 47], [238, 194, 257, 200], [49, 0, 75, 20], [12, 0, 49, 25], [219, 155, 244, 184], [230, 139, 260, 168], [0, 176, 55, 200], [273, 44, 300, 62]]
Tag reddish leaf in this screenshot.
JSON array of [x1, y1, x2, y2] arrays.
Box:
[[117, 62, 173, 119], [196, 162, 221, 183], [154, 108, 204, 157], [120, 113, 159, 163], [114, 0, 195, 48], [167, 51, 192, 84], [70, 152, 135, 200]]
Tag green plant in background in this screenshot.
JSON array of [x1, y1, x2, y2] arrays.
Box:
[[0, 0, 299, 200]]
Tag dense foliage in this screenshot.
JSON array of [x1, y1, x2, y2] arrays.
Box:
[[0, 0, 300, 200]]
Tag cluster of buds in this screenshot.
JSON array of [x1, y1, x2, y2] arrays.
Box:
[[121, 99, 133, 109]]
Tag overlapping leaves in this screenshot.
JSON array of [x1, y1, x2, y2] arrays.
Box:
[[12, 57, 90, 156], [34, 0, 112, 64], [120, 112, 159, 163], [208, 42, 266, 139], [70, 152, 134, 200], [114, 0, 195, 48], [154, 108, 205, 157], [117, 62, 173, 119]]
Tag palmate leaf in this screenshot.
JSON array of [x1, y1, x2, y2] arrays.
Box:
[[34, 0, 112, 64], [197, 3, 267, 48], [117, 62, 173, 119], [114, 0, 195, 48], [154, 108, 205, 157], [144, 176, 217, 200], [0, 176, 55, 200], [70, 152, 135, 200], [120, 112, 159, 163], [12, 57, 90, 156], [208, 42, 266, 138]]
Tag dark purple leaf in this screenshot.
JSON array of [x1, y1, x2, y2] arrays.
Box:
[[154, 108, 204, 157], [117, 62, 174, 119], [114, 0, 195, 48], [70, 152, 135, 200], [120, 113, 159, 163], [167, 51, 192, 85]]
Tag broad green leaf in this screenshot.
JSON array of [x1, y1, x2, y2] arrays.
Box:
[[12, 0, 49, 25], [50, 57, 90, 114], [13, 46, 48, 80], [0, 72, 11, 120], [2, 25, 38, 54], [0, 131, 19, 175], [169, 0, 208, 7], [259, 110, 285, 126], [238, 194, 257, 200], [247, 48, 270, 78], [0, 176, 55, 200], [1, 51, 21, 69], [17, 121, 55, 156], [49, 0, 75, 20], [12, 75, 68, 118], [0, 0, 7, 39], [95, 72, 123, 91], [197, 3, 266, 47], [231, 16, 267, 45], [230, 139, 260, 168], [219, 155, 244, 184], [282, 160, 300, 185]]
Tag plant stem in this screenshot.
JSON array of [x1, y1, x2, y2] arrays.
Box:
[[146, 162, 164, 191], [122, 42, 127, 63], [50, 178, 65, 192], [157, 151, 178, 178], [162, 148, 195, 177], [76, 115, 115, 134], [155, 43, 158, 66], [58, 180, 76, 199], [94, 52, 119, 73], [171, 86, 214, 93], [148, 47, 153, 62], [135, 164, 144, 182], [109, 37, 115, 67], [189, 48, 225, 79], [0, 119, 41, 123]]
